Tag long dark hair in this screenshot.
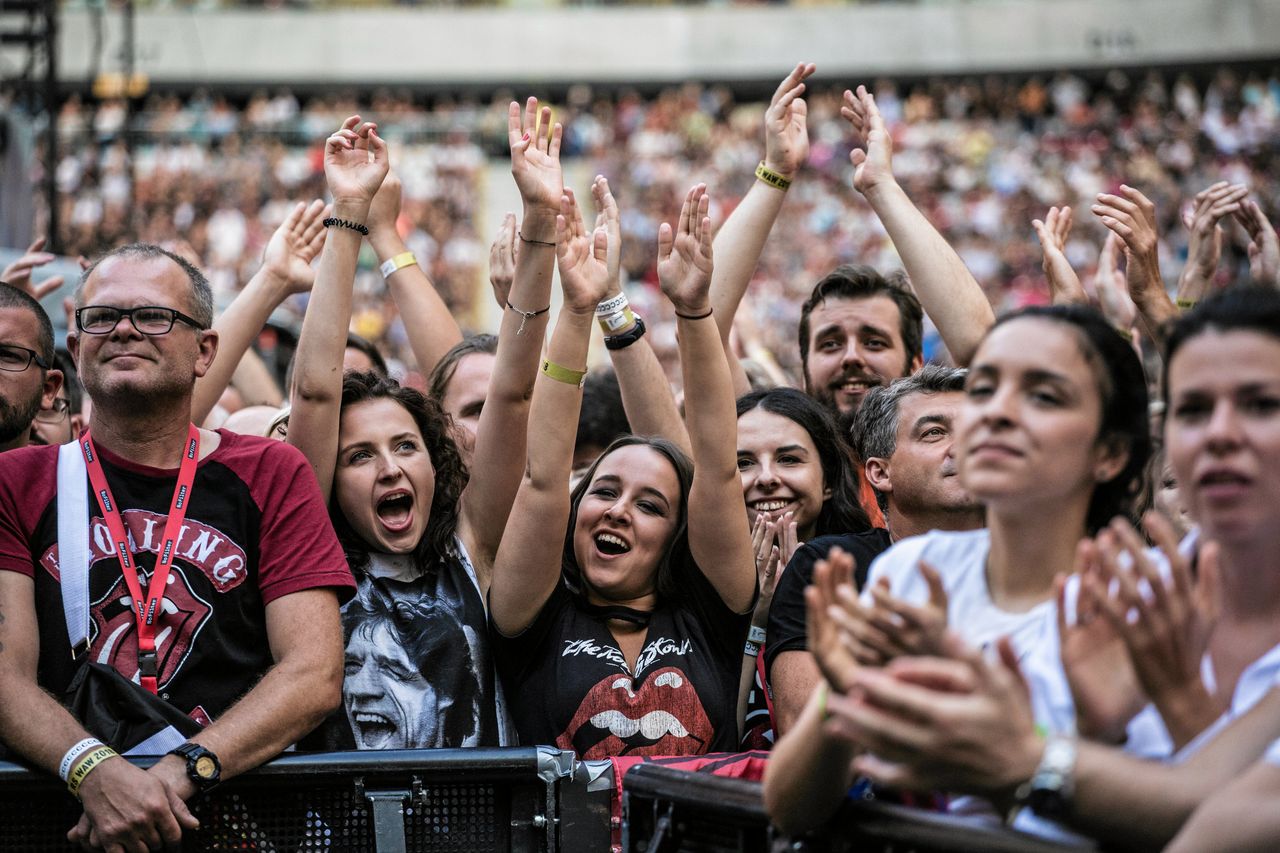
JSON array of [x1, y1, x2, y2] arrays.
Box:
[[332, 371, 469, 574], [988, 305, 1151, 534], [736, 387, 871, 536], [562, 435, 694, 603]]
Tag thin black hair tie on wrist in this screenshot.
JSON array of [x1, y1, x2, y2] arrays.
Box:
[[322, 217, 370, 236], [518, 231, 556, 247], [674, 306, 714, 320], [506, 300, 550, 336]]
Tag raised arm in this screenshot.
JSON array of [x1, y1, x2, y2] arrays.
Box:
[[1093, 184, 1179, 345], [841, 85, 994, 366], [1033, 206, 1090, 306], [590, 175, 690, 454], [1236, 198, 1280, 288], [192, 199, 327, 424], [366, 168, 462, 376], [459, 99, 563, 574], [1176, 182, 1248, 305], [489, 194, 613, 636], [709, 64, 814, 346], [658, 184, 756, 613], [287, 116, 389, 495]]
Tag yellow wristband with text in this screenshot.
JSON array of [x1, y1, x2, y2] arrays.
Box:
[[755, 162, 792, 191], [66, 746, 118, 798], [540, 359, 587, 389], [379, 251, 418, 278], [1175, 297, 1197, 310]]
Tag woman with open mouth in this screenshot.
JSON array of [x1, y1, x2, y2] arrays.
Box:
[[489, 183, 757, 759], [286, 103, 567, 750]]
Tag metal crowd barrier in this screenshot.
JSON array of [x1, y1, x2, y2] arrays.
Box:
[[0, 747, 612, 852], [621, 763, 1097, 853], [1, 748, 1101, 852]]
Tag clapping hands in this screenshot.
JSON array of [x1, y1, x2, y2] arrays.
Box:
[[657, 184, 715, 316]]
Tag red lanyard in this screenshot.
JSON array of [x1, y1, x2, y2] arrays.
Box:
[[81, 424, 201, 694]]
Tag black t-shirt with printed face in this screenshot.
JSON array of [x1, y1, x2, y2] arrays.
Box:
[[492, 569, 749, 759], [0, 433, 354, 726]]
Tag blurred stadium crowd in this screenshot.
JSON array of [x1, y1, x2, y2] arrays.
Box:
[[47, 66, 1280, 383]]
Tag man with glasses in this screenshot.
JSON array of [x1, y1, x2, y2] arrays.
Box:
[[0, 244, 354, 851], [0, 283, 63, 453]]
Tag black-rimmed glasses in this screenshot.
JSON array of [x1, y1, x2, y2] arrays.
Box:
[[0, 343, 51, 373], [34, 398, 71, 424], [76, 305, 207, 336]]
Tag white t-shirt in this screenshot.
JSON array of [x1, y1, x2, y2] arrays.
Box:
[[1266, 737, 1280, 767], [1176, 642, 1280, 761]]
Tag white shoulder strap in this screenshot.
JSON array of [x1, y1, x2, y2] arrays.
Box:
[[56, 440, 91, 657]]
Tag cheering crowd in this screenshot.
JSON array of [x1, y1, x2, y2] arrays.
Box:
[[1, 60, 1279, 851]]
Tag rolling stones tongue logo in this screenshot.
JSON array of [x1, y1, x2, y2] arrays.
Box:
[[557, 666, 713, 759], [88, 567, 212, 688]]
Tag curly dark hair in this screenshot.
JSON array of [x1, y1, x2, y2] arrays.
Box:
[[561, 435, 694, 603], [736, 387, 871, 537], [332, 371, 469, 575], [987, 305, 1151, 534]]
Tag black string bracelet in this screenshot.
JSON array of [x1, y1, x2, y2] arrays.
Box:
[[674, 306, 714, 320], [323, 217, 370, 236]]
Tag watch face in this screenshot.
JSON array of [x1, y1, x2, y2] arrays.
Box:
[[194, 755, 218, 779]]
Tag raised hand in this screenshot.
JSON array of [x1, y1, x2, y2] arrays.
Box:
[[1033, 206, 1089, 306], [555, 189, 612, 315], [862, 561, 950, 659], [657, 183, 714, 315], [323, 116, 389, 206], [488, 212, 518, 309], [1235, 198, 1280, 287], [841, 85, 895, 196], [1092, 231, 1139, 333], [1058, 543, 1146, 744], [751, 514, 784, 617], [261, 199, 328, 295], [804, 548, 863, 694], [1092, 185, 1164, 306], [1094, 514, 1224, 745], [1179, 182, 1249, 299], [764, 63, 815, 180], [591, 175, 623, 293], [1, 237, 65, 300], [508, 97, 564, 220]]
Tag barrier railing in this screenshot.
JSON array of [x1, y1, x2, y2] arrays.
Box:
[[0, 747, 613, 852], [621, 763, 1097, 853], [1, 748, 1100, 851]]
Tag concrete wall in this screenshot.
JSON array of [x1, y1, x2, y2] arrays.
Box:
[[47, 0, 1280, 88]]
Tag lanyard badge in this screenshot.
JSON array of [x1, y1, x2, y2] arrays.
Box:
[[80, 425, 201, 695]]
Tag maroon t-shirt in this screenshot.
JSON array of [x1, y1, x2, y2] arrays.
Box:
[[0, 429, 354, 725]]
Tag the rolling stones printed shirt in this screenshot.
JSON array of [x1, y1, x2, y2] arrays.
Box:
[[308, 544, 509, 751], [0, 432, 355, 725], [492, 570, 750, 759]]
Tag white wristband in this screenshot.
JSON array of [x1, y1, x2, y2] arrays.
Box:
[[595, 293, 629, 316], [748, 626, 766, 644], [59, 738, 104, 782]]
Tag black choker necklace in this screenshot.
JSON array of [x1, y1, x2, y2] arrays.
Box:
[[580, 602, 653, 626]]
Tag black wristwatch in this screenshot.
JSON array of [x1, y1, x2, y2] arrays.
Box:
[[604, 314, 646, 350], [168, 742, 221, 793]]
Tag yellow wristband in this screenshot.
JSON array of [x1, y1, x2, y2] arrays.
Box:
[[598, 306, 636, 333], [755, 162, 792, 191], [379, 251, 418, 278], [66, 746, 118, 798], [540, 358, 587, 389], [1175, 297, 1197, 310], [817, 682, 831, 721]]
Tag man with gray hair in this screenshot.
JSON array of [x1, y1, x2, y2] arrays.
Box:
[[764, 364, 985, 734]]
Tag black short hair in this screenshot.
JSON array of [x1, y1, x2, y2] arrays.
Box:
[[0, 283, 55, 366], [345, 333, 388, 378], [797, 265, 923, 378], [78, 243, 214, 328]]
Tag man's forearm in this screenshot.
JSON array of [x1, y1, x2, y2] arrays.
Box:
[[0, 679, 98, 777]]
